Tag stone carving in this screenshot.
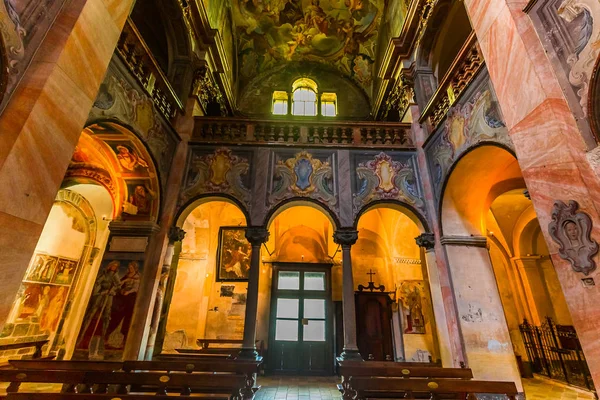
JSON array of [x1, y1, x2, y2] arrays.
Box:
[[333, 230, 359, 247], [557, 0, 600, 115], [182, 147, 251, 206], [168, 227, 186, 243], [245, 227, 270, 247], [415, 233, 435, 250], [549, 200, 599, 275], [353, 152, 424, 213], [269, 151, 337, 208]]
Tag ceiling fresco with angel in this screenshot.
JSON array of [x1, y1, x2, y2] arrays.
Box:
[[233, 0, 384, 93]]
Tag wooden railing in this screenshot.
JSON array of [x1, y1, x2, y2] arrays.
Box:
[[116, 19, 184, 121], [419, 32, 485, 130], [193, 117, 414, 148]]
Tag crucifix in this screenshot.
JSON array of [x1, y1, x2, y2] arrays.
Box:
[[367, 269, 376, 283]]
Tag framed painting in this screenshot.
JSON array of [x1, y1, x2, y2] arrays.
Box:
[[216, 227, 251, 282]]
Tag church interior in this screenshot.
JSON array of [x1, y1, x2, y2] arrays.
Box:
[[0, 0, 600, 399]]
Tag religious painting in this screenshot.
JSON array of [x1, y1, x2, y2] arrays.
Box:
[[74, 258, 143, 360], [25, 254, 58, 283], [51, 258, 78, 285], [216, 227, 251, 282], [13, 283, 68, 334], [398, 281, 428, 334], [108, 142, 149, 173], [123, 181, 156, 216], [232, 0, 384, 90]]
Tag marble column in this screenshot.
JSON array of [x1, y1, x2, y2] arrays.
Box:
[[334, 229, 361, 360], [415, 233, 453, 367], [144, 227, 186, 359], [239, 227, 270, 359], [463, 0, 600, 387], [0, 0, 134, 332], [441, 235, 523, 391]]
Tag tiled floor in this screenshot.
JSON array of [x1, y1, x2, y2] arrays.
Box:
[[254, 375, 597, 400]]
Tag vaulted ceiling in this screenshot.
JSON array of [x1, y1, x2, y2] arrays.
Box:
[[231, 0, 386, 97]]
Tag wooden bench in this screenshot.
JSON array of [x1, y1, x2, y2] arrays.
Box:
[[0, 359, 263, 399], [350, 377, 518, 399]]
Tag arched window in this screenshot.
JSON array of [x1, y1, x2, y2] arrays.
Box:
[[292, 78, 318, 116]]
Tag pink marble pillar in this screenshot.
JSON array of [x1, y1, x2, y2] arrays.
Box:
[[122, 99, 194, 360], [411, 104, 466, 367], [0, 0, 134, 332], [463, 0, 600, 387]]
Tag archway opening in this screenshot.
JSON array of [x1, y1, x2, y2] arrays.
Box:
[[354, 206, 439, 363], [164, 200, 248, 351], [441, 145, 581, 389]]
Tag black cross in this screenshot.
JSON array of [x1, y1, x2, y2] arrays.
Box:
[[367, 269, 376, 283]]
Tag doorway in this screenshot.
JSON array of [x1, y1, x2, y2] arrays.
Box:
[[268, 263, 333, 375]]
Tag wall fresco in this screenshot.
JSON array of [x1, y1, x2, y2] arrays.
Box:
[[232, 0, 384, 94], [425, 70, 512, 200], [351, 151, 424, 214], [181, 147, 253, 207], [268, 149, 338, 211], [88, 58, 179, 188]]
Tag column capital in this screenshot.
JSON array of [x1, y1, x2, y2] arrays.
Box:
[[440, 235, 487, 248], [245, 227, 270, 246], [334, 229, 359, 246], [168, 226, 186, 244], [415, 233, 435, 250]]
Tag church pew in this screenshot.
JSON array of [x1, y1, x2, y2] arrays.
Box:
[[6, 394, 229, 399], [0, 367, 258, 399], [349, 377, 518, 400], [9, 360, 123, 372]]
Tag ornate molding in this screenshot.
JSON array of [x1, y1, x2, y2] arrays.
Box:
[[383, 71, 415, 120], [415, 233, 435, 250], [549, 200, 599, 275], [108, 221, 161, 237], [245, 227, 270, 247], [440, 235, 488, 248], [334, 230, 359, 247], [394, 257, 422, 264], [192, 65, 228, 116], [168, 226, 186, 243]]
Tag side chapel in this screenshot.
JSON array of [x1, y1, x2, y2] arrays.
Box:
[[0, 0, 599, 398]]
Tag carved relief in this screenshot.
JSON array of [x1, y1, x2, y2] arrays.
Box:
[[353, 152, 424, 213], [549, 200, 599, 275], [182, 147, 252, 206], [269, 151, 337, 209], [383, 72, 415, 120], [192, 66, 228, 116]]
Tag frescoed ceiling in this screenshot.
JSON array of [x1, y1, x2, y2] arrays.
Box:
[[232, 0, 385, 95]]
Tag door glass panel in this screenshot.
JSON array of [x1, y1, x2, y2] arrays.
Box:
[[304, 272, 325, 291], [277, 298, 299, 318], [304, 299, 325, 319], [278, 271, 300, 290], [303, 320, 326, 341], [276, 319, 299, 341]]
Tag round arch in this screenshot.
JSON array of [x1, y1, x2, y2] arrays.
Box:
[[353, 199, 430, 233], [64, 121, 162, 222], [264, 198, 341, 230], [176, 194, 251, 228], [439, 144, 523, 236]]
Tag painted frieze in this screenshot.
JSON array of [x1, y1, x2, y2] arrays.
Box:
[[425, 71, 512, 199], [182, 147, 252, 207], [352, 151, 424, 214], [88, 58, 179, 188], [268, 150, 337, 210]]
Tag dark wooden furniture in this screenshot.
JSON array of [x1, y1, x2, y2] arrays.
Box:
[[0, 358, 263, 399], [196, 339, 243, 349], [0, 340, 49, 360], [355, 290, 394, 361], [337, 359, 517, 400], [6, 394, 229, 399], [350, 377, 518, 399]]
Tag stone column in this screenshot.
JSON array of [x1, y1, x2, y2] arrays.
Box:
[[334, 229, 361, 360], [0, 0, 134, 332], [416, 233, 453, 366], [441, 235, 523, 391], [239, 227, 270, 359], [144, 227, 186, 359]]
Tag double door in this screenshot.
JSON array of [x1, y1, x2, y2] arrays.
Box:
[[268, 264, 333, 375]]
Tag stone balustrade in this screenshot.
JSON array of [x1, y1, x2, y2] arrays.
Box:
[[193, 117, 413, 148], [419, 32, 485, 130], [116, 18, 184, 121]]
